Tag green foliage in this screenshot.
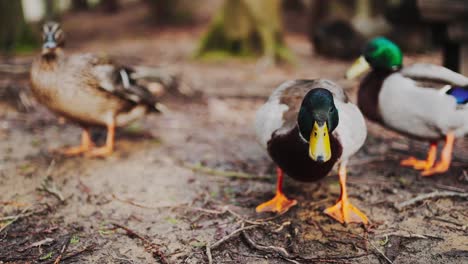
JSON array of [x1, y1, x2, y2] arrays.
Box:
[[39, 252, 53, 260], [70, 235, 80, 245], [0, 0, 39, 55]]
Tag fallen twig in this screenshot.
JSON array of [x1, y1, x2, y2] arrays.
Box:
[[186, 205, 267, 226], [377, 231, 442, 240], [394, 191, 468, 211], [111, 194, 186, 210], [19, 237, 54, 252], [241, 225, 292, 259], [206, 243, 213, 264], [367, 238, 393, 264], [0, 201, 29, 207], [434, 184, 466, 193], [428, 217, 467, 231], [210, 223, 260, 250], [110, 222, 168, 264], [183, 163, 269, 181], [38, 175, 65, 203], [0, 207, 32, 234], [60, 244, 96, 262], [54, 235, 71, 264]]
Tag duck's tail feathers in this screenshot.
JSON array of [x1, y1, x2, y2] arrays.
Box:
[[115, 67, 163, 113]]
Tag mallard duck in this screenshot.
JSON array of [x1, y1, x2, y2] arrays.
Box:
[[30, 22, 163, 157], [255, 79, 368, 224], [346, 37, 468, 176]]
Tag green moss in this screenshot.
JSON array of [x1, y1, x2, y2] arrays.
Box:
[[195, 0, 292, 64], [39, 252, 53, 260]]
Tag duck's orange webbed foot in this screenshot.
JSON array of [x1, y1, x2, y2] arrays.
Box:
[[51, 129, 94, 156], [400, 142, 437, 171], [421, 133, 454, 177], [256, 192, 297, 214], [324, 199, 368, 224], [324, 163, 369, 224], [256, 168, 297, 214], [85, 146, 113, 158]]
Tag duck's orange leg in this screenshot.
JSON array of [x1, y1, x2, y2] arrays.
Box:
[[256, 167, 297, 214], [400, 142, 437, 170], [422, 133, 454, 176], [86, 119, 115, 158], [52, 128, 94, 156], [324, 163, 369, 224]]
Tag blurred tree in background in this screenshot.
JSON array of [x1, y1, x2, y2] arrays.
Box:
[[145, 0, 192, 25], [196, 0, 292, 63], [72, 0, 89, 11], [0, 0, 37, 55], [100, 0, 120, 13]]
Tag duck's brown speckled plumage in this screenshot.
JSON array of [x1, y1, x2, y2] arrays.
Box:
[[357, 70, 392, 123], [30, 22, 163, 157], [31, 54, 145, 126]]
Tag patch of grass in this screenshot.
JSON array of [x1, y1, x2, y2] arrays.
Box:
[[98, 229, 114, 236], [70, 235, 80, 245], [98, 222, 114, 236], [190, 241, 206, 248], [30, 138, 41, 147], [379, 235, 389, 246], [165, 217, 178, 225], [397, 176, 409, 186], [209, 191, 218, 198], [18, 163, 35, 174], [39, 252, 53, 260]]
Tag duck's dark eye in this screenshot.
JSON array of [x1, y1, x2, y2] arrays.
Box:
[[314, 132, 317, 136]]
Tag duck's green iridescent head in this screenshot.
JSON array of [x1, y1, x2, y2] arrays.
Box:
[[346, 37, 403, 79], [297, 88, 339, 163]]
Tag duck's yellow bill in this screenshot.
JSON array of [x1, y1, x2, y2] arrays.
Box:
[[345, 56, 370, 80], [309, 121, 331, 163]]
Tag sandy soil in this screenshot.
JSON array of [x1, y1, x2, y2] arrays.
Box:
[[0, 2, 467, 264]]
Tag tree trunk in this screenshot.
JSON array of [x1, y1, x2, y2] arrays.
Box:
[[0, 0, 35, 55], [145, 0, 186, 24], [100, 0, 119, 13], [196, 0, 292, 63], [71, 0, 89, 11]]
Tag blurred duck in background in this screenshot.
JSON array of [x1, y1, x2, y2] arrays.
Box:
[[346, 37, 468, 176], [30, 22, 165, 157], [255, 79, 369, 224]]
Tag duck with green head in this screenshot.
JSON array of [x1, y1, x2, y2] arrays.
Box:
[[347, 37, 468, 176], [255, 79, 369, 224]]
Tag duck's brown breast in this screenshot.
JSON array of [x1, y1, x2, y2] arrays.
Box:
[[267, 126, 342, 182], [357, 70, 393, 123]]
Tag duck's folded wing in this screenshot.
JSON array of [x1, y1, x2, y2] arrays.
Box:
[[89, 59, 161, 112], [401, 63, 468, 87]]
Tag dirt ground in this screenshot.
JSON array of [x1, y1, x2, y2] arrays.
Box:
[[1, 2, 467, 264]]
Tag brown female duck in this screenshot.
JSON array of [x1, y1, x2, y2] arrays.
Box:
[[30, 22, 163, 157]]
